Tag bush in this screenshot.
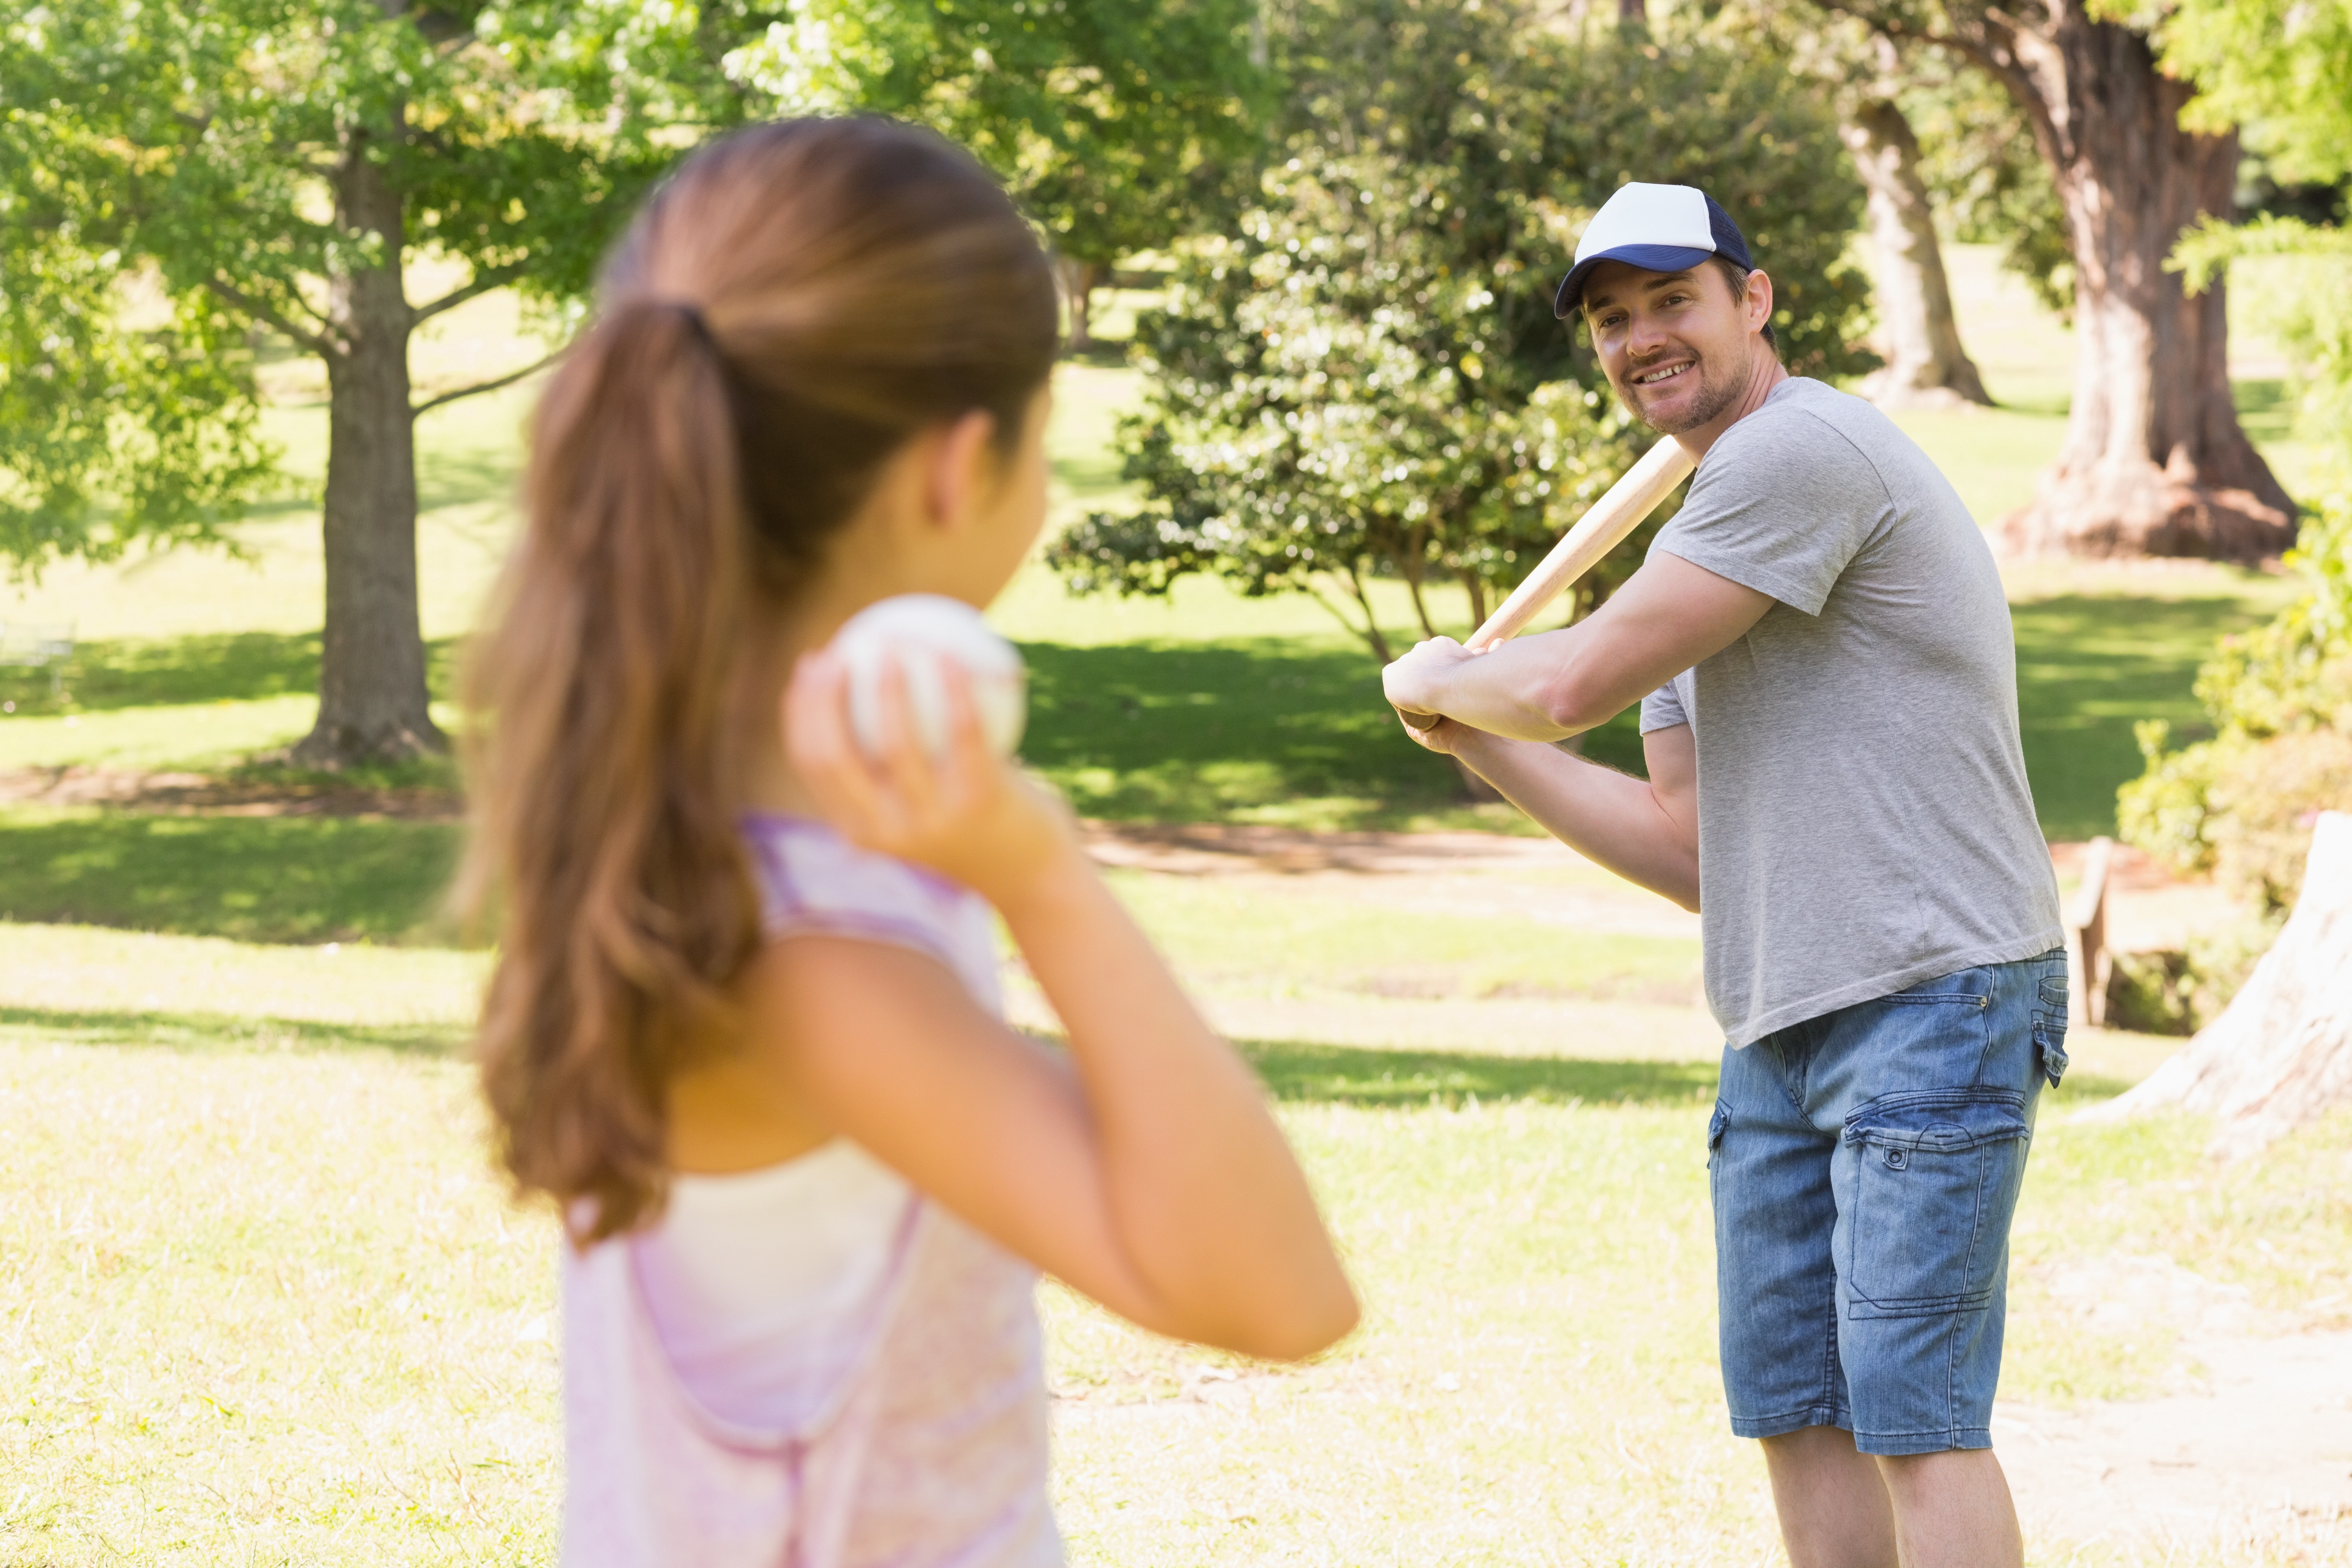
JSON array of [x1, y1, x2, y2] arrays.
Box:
[[2120, 472, 2352, 910], [1049, 0, 1873, 660]]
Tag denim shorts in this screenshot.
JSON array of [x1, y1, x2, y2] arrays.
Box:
[[1707, 950, 2069, 1457]]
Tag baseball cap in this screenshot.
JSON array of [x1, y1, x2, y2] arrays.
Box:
[[1552, 183, 1753, 319]]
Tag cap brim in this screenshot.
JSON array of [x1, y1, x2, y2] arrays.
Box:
[[1552, 244, 1718, 319]]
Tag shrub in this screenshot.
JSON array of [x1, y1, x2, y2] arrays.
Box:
[[1048, 0, 1873, 660], [2120, 470, 2352, 910]]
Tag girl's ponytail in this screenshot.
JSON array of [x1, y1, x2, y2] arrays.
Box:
[[462, 301, 760, 1243], [458, 118, 1058, 1243]]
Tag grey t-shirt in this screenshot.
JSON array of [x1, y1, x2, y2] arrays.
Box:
[[1638, 376, 2061, 1047]]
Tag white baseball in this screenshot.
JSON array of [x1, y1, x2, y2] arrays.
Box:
[[829, 593, 1027, 761]]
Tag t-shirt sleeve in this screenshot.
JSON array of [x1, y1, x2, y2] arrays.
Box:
[[1639, 673, 1690, 734], [1650, 402, 1891, 617]]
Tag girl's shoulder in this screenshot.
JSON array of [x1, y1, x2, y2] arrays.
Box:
[[742, 814, 1000, 1007]]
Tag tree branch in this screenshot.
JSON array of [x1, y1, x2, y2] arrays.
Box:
[[206, 275, 334, 355], [409, 348, 564, 419], [1337, 559, 1396, 665], [414, 263, 526, 324]]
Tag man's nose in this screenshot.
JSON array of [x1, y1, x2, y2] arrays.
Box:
[[1626, 308, 1671, 361]]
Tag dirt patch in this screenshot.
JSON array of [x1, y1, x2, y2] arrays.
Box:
[[0, 765, 462, 821], [1999, 1253, 2352, 1553], [1078, 819, 1572, 877]]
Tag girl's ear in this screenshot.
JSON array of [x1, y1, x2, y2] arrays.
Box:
[[925, 409, 1000, 535]]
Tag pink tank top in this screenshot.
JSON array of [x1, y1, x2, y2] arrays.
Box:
[[559, 815, 1061, 1567]]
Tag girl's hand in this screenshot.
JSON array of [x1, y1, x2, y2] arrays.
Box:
[[784, 648, 1080, 906]]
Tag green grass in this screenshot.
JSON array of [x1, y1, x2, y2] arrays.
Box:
[[5, 923, 2345, 1564], [2005, 570, 2302, 840], [1098, 869, 1697, 1002], [0, 808, 462, 944]]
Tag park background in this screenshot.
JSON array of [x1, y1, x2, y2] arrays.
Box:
[[1, 0, 2349, 1562]]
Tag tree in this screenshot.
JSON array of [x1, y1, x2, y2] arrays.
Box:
[[722, 0, 1274, 352], [1841, 94, 1989, 408], [0, 0, 700, 765], [1900, 58, 2075, 321], [5, 0, 1265, 768], [1817, 0, 2296, 560], [1732, 10, 1994, 407], [2107, 0, 2352, 1142], [1051, 0, 1875, 662]]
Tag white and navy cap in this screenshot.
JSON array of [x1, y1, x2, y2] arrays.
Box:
[[1553, 183, 1753, 319]]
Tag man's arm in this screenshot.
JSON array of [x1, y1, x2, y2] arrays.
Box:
[[1443, 722, 1700, 910], [1382, 550, 1772, 740]]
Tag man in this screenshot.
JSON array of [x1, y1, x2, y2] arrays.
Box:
[[1381, 182, 2067, 1568]]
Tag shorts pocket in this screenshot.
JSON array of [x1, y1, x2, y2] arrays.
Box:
[[1842, 1087, 2030, 1319], [2034, 972, 2070, 1088]]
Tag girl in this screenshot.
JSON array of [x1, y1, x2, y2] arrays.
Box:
[[459, 118, 1359, 1566]]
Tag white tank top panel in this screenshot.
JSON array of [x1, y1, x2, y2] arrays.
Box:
[[633, 1141, 913, 1431]]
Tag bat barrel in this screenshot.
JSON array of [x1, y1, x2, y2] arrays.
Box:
[[1463, 437, 1697, 651]]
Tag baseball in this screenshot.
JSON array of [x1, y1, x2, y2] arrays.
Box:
[[829, 593, 1027, 761]]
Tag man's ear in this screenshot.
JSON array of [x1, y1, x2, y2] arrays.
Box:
[[1744, 269, 1776, 336], [925, 409, 999, 534]]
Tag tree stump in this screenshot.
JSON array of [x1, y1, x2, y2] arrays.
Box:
[[2090, 811, 2352, 1156]]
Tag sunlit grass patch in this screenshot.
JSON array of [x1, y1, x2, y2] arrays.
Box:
[[1098, 871, 1699, 1003], [0, 1037, 557, 1567]]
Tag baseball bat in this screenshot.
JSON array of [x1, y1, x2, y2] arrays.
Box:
[[1464, 435, 1696, 652], [1396, 435, 1693, 731]]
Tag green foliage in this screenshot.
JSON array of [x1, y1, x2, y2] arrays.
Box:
[[0, 0, 1263, 579], [2176, 216, 2352, 460], [0, 0, 701, 572], [717, 0, 1273, 274], [2119, 483, 2352, 904], [2137, 0, 2352, 184], [2118, 0, 2352, 902], [1051, 0, 1873, 656]]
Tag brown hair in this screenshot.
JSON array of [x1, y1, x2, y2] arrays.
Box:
[[458, 118, 1058, 1244]]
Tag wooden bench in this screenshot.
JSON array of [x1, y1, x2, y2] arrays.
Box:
[[2065, 835, 2114, 1028]]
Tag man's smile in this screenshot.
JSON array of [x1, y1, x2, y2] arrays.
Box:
[[1631, 360, 1695, 387]]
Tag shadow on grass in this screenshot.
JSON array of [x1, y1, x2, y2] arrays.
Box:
[[0, 1004, 464, 1059], [416, 443, 525, 515], [2009, 589, 2280, 841], [1020, 636, 1647, 827], [0, 631, 463, 722], [1243, 1038, 1716, 1107], [0, 811, 464, 945]]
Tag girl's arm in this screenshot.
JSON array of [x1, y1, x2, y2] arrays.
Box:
[[749, 653, 1359, 1362]]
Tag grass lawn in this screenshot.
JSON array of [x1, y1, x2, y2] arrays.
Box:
[[4, 924, 2349, 1565]]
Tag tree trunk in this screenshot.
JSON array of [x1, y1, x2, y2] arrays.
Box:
[[2090, 812, 2352, 1157], [1055, 254, 1108, 354], [1979, 8, 2294, 560], [1841, 98, 1992, 410], [292, 130, 441, 768]]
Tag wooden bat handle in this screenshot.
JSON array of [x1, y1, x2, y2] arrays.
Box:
[[1463, 436, 1696, 652]]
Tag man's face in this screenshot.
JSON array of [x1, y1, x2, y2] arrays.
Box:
[[1579, 261, 1769, 434]]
